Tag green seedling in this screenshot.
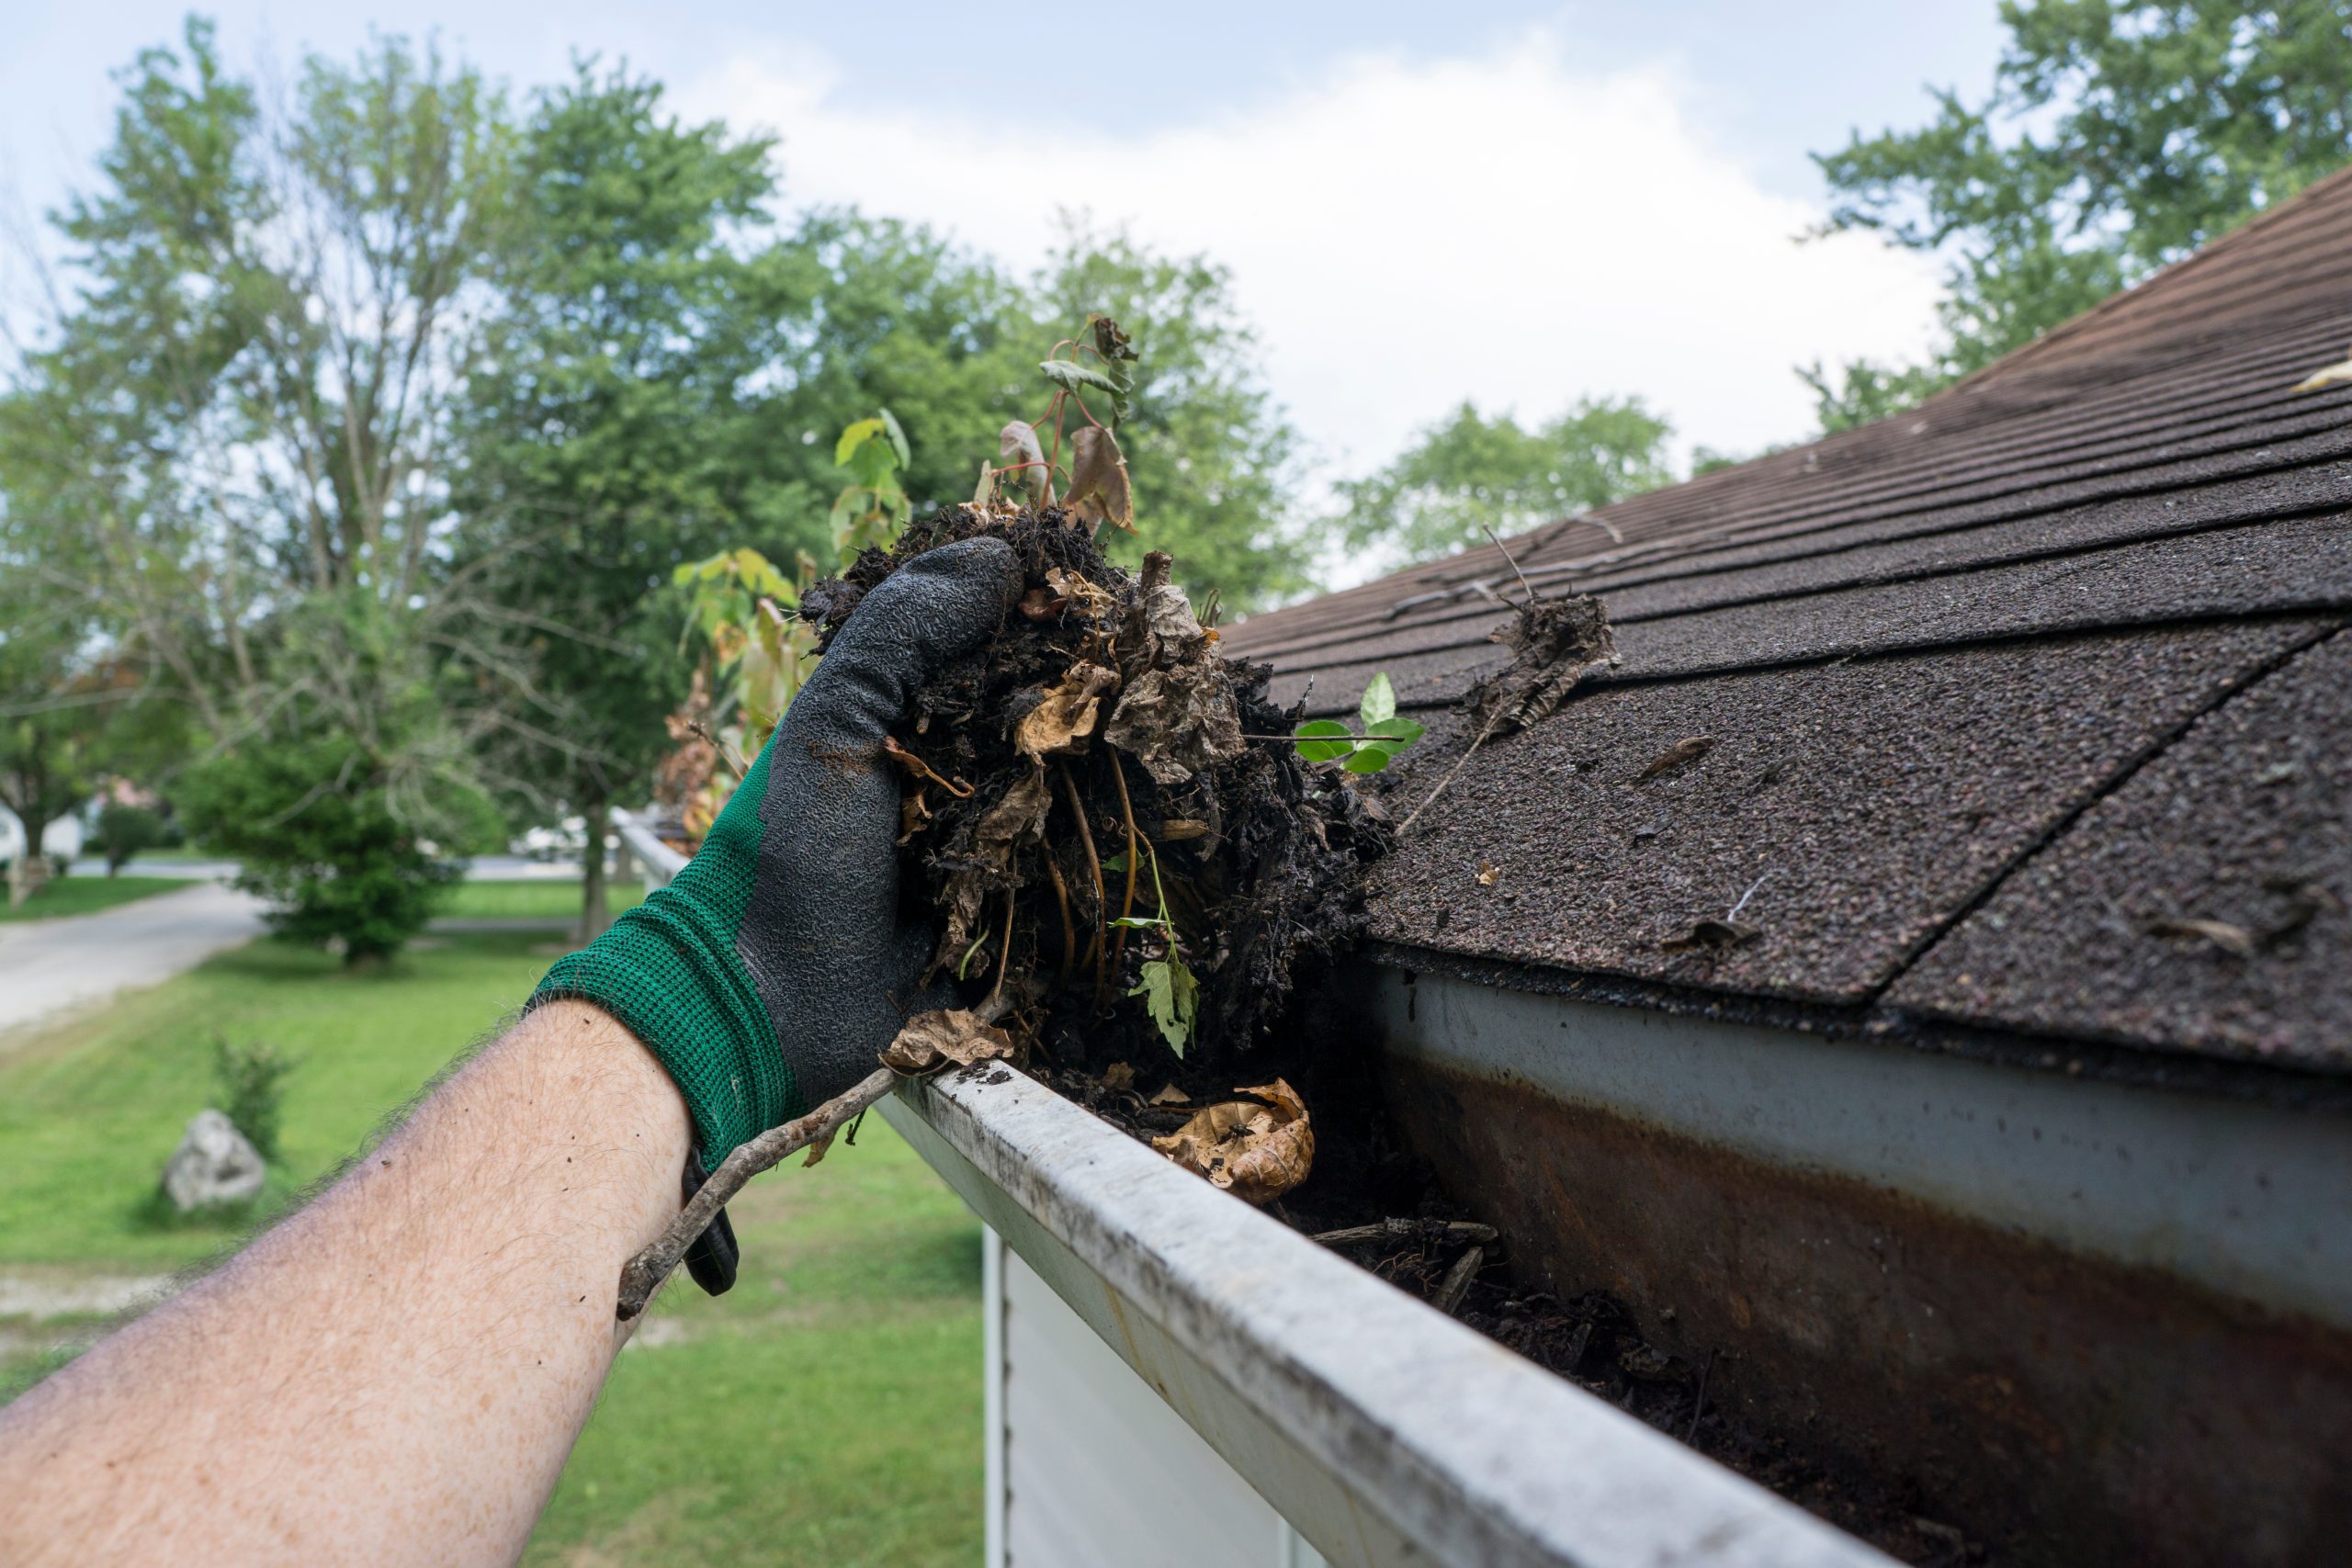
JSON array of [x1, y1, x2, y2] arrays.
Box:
[[1109, 840, 1197, 1055], [1293, 672, 1426, 774]]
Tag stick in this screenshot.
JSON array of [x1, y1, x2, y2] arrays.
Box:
[[1396, 705, 1505, 836], [616, 1067, 896, 1320], [1687, 1348, 1716, 1441], [1312, 1219, 1498, 1247], [1108, 756, 1141, 975], [1479, 524, 1541, 606], [1431, 1245, 1486, 1317]]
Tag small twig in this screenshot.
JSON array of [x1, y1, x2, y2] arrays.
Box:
[[1108, 757, 1141, 974], [1042, 846, 1077, 980], [989, 885, 1015, 1004], [1688, 1349, 1716, 1441], [1312, 1219, 1498, 1247], [684, 718, 749, 779], [1396, 705, 1504, 835], [1057, 762, 1108, 1001], [1479, 525, 1541, 606], [1431, 1245, 1485, 1317], [616, 1067, 896, 1320], [1725, 869, 1778, 923]]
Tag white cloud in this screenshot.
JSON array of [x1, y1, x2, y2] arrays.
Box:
[[682, 28, 1939, 481]]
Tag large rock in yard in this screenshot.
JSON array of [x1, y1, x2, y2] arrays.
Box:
[[163, 1110, 266, 1211]]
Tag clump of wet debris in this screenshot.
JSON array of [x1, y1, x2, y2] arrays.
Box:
[[806, 504, 1389, 1122]]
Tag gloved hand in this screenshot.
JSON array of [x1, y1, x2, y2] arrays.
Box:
[[532, 537, 1021, 1285]]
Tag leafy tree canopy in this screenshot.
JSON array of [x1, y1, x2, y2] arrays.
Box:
[[1331, 398, 1673, 566], [1806, 0, 2352, 431]]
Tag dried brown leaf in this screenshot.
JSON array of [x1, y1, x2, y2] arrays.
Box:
[[1014, 661, 1121, 762], [1476, 861, 1500, 887], [1066, 424, 1135, 534], [1148, 1083, 1191, 1106], [881, 1009, 1017, 1074], [1104, 665, 1243, 786], [2292, 346, 2352, 392], [999, 421, 1047, 505], [1640, 736, 1715, 781], [1102, 1062, 1136, 1092], [1660, 918, 1756, 954], [933, 769, 1052, 970], [802, 1128, 837, 1168], [1150, 1078, 1314, 1205], [2149, 916, 2257, 957]]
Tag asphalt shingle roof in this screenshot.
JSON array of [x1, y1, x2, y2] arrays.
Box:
[[1221, 167, 2352, 1073]]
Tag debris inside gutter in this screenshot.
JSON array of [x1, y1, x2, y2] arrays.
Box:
[[825, 516, 1984, 1563]]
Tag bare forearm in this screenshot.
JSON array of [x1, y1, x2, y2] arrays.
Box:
[[0, 1001, 689, 1568]]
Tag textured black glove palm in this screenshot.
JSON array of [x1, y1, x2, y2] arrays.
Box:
[[533, 536, 1021, 1180]]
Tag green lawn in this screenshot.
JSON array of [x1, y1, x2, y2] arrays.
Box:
[[0, 930, 982, 1566], [0, 875, 188, 923], [436, 877, 646, 923]]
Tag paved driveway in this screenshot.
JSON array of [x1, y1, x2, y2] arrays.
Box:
[[0, 881, 266, 1045]]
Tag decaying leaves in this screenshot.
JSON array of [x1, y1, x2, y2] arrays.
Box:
[[933, 769, 1053, 970], [1015, 661, 1121, 761], [1461, 592, 1615, 739], [1103, 665, 1244, 784], [2291, 345, 2352, 392], [1151, 1078, 1314, 1205], [880, 1009, 1017, 1074], [1065, 424, 1135, 535], [1640, 736, 1715, 781], [1476, 861, 1501, 887], [1102, 1062, 1136, 1092], [2148, 915, 2257, 957], [1148, 1082, 1191, 1106], [1660, 917, 1757, 954], [999, 421, 1048, 505]]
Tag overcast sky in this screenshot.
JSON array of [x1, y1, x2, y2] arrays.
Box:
[[5, 3, 2004, 483]]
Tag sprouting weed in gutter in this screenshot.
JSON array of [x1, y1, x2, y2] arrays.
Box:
[[1110, 840, 1199, 1055], [1289, 672, 1427, 776]]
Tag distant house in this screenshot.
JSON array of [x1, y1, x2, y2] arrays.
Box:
[[658, 165, 2352, 1568]]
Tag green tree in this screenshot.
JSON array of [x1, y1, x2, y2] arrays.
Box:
[[458, 62, 793, 939], [1032, 225, 1310, 611], [24, 19, 520, 959], [1806, 0, 2352, 430], [1332, 399, 1673, 565]]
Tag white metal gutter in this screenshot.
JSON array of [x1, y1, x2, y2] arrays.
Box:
[[612, 810, 685, 890], [881, 1066, 1894, 1568]]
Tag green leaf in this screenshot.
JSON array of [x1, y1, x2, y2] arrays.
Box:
[[1360, 671, 1397, 727], [1294, 718, 1354, 762], [877, 407, 910, 468], [1108, 915, 1163, 931], [1363, 715, 1425, 749], [1342, 741, 1399, 775], [1099, 851, 1130, 874], [1128, 954, 1198, 1056], [834, 417, 885, 467], [1038, 359, 1125, 400]]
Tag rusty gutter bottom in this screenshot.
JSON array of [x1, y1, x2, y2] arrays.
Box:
[[881, 1066, 1894, 1568]]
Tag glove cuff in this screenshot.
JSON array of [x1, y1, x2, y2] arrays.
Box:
[[530, 870, 799, 1170]]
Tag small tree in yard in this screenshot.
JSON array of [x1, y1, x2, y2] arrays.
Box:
[[179, 731, 486, 965], [93, 804, 167, 875]]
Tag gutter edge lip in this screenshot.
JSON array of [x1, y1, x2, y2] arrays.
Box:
[[898, 1065, 1895, 1568], [1360, 941, 2352, 1111]]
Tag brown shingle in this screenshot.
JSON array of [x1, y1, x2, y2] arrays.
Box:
[[1221, 164, 2352, 1068], [1891, 629, 2352, 1066]]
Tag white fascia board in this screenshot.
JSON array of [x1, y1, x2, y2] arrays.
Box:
[[882, 1067, 1894, 1568]]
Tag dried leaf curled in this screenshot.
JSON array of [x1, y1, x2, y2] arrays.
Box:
[[1151, 1078, 1314, 1205], [1660, 918, 1756, 954], [2148, 916, 2257, 957], [1015, 661, 1121, 762], [881, 1010, 1017, 1074], [1640, 736, 1715, 781]]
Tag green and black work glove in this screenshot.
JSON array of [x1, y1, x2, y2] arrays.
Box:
[[531, 537, 1021, 1291]]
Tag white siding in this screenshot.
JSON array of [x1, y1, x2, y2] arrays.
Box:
[[993, 1228, 1322, 1568]]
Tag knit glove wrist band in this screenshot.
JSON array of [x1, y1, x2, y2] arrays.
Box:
[[532, 743, 796, 1171]]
